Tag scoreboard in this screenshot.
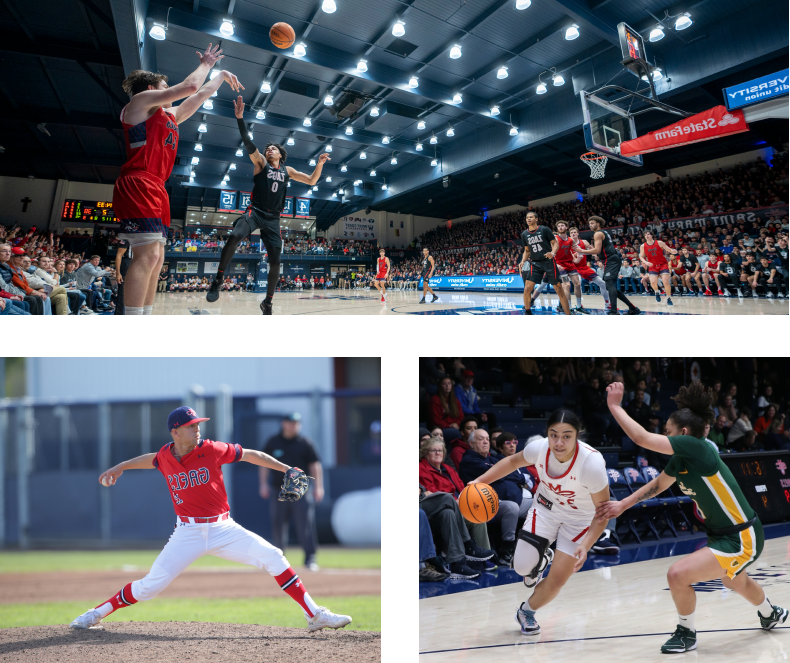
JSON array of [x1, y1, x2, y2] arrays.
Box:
[[62, 199, 116, 222], [722, 451, 790, 524]]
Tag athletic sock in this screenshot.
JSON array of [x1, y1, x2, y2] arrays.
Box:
[[274, 567, 319, 618], [575, 294, 582, 307], [758, 595, 773, 618], [677, 612, 695, 632], [143, 305, 153, 315], [525, 597, 537, 614], [94, 582, 138, 618], [125, 306, 144, 315]]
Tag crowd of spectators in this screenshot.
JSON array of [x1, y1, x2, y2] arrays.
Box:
[[418, 357, 790, 581], [394, 154, 789, 296]]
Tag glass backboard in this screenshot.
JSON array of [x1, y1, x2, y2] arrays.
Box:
[[581, 91, 643, 167]]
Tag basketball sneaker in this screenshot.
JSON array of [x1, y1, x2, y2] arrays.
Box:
[[704, 288, 713, 296], [306, 606, 352, 631], [575, 306, 590, 314], [655, 293, 661, 302], [590, 529, 619, 554], [523, 547, 554, 588], [667, 298, 673, 306], [766, 292, 774, 298], [380, 295, 385, 302], [752, 290, 759, 298], [660, 625, 697, 653], [737, 288, 744, 297], [206, 278, 221, 303], [722, 289, 730, 297], [717, 289, 724, 296], [448, 561, 480, 579], [419, 297, 426, 304], [260, 299, 273, 315], [69, 608, 104, 630], [431, 294, 439, 303], [759, 604, 788, 629], [464, 540, 496, 562], [515, 603, 540, 635], [626, 307, 642, 315]]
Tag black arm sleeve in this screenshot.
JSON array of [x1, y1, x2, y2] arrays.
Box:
[[237, 117, 258, 154]]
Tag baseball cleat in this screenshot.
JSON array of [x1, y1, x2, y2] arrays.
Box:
[[69, 608, 104, 630], [306, 606, 352, 632]]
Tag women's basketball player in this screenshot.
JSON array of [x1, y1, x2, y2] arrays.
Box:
[[469, 409, 610, 635], [599, 381, 787, 653], [115, 44, 242, 314], [373, 248, 390, 302]]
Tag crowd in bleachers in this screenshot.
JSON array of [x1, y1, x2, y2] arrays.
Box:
[[418, 357, 790, 582], [395, 154, 789, 297]]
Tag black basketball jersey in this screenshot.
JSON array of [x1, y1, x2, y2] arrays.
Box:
[[521, 225, 555, 262], [421, 254, 432, 273], [599, 229, 618, 263], [251, 161, 289, 216]]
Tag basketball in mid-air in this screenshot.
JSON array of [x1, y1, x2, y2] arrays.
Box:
[[459, 483, 499, 523], [270, 22, 295, 49]]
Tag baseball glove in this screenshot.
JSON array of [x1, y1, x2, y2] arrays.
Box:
[[278, 467, 313, 502]]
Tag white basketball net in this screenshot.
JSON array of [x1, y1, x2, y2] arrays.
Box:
[[581, 152, 608, 179]]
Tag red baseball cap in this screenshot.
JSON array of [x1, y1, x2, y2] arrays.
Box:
[[168, 406, 210, 431], [462, 370, 474, 377], [11, 247, 26, 255]]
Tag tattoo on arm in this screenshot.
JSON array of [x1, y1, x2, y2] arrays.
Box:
[[637, 486, 659, 503]]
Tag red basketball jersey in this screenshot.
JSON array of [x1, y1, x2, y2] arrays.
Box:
[[152, 439, 243, 517], [377, 257, 387, 276], [574, 240, 590, 268], [707, 256, 720, 271], [642, 241, 668, 268], [554, 235, 575, 266], [120, 105, 179, 182]]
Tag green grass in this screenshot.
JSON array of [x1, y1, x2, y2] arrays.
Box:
[[0, 596, 380, 631], [0, 548, 380, 574]]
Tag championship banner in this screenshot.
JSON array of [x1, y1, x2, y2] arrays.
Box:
[[341, 215, 376, 239], [619, 105, 748, 157]]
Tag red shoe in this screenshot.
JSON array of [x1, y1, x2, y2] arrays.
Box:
[[704, 289, 713, 296], [717, 289, 724, 296]]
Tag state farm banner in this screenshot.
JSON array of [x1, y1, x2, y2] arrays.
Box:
[[341, 215, 376, 239], [619, 105, 749, 157]]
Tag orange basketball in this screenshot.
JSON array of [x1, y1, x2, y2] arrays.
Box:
[[458, 483, 499, 524], [270, 22, 295, 49]]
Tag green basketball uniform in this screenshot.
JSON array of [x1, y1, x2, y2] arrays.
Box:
[[664, 435, 763, 578]]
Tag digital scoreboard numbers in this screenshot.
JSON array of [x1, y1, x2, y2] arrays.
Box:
[[722, 451, 790, 524], [62, 199, 116, 222]]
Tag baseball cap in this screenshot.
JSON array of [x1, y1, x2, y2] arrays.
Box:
[[282, 412, 302, 422], [462, 370, 474, 378], [168, 406, 210, 431], [11, 247, 26, 255]]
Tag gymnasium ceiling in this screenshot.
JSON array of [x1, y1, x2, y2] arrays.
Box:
[[0, 0, 786, 228]]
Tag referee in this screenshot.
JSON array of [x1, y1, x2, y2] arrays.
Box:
[[259, 412, 324, 571]]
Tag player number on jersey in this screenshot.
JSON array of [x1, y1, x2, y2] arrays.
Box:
[[164, 131, 175, 150], [271, 182, 278, 193]]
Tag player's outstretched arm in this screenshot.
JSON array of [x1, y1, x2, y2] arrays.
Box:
[[468, 452, 528, 486], [287, 153, 330, 185], [595, 471, 675, 522], [98, 452, 156, 486], [173, 70, 243, 125], [606, 382, 674, 455], [241, 448, 290, 473]]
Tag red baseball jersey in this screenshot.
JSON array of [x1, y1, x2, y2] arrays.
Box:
[[152, 439, 243, 517], [120, 105, 179, 182], [642, 241, 669, 268], [554, 235, 575, 267]]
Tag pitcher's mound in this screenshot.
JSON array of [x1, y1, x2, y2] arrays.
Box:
[[0, 622, 381, 662]]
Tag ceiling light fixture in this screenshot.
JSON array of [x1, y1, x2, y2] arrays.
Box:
[[675, 12, 692, 30], [565, 24, 580, 40], [649, 25, 665, 42], [194, 143, 203, 151], [359, 151, 367, 159], [326, 176, 332, 182], [294, 42, 306, 57], [219, 19, 234, 37], [303, 117, 312, 127], [409, 76, 419, 88], [256, 109, 265, 119], [321, 0, 336, 13], [516, 0, 531, 9], [497, 66, 508, 79], [309, 158, 316, 166], [370, 169, 376, 176], [382, 136, 390, 144], [324, 94, 334, 105], [341, 164, 348, 172], [357, 59, 367, 72], [202, 99, 213, 110], [390, 153, 397, 164], [415, 141, 423, 151], [354, 179, 362, 185], [370, 106, 379, 117], [430, 134, 438, 144], [287, 133, 295, 146], [446, 125, 454, 137], [260, 81, 272, 93], [449, 44, 462, 59], [191, 156, 200, 165], [536, 82, 547, 94], [229, 163, 236, 170], [490, 105, 500, 116], [392, 18, 405, 37], [325, 145, 332, 152], [345, 125, 353, 135], [149, 23, 166, 40], [452, 92, 462, 104], [235, 148, 243, 157], [552, 73, 565, 86], [417, 120, 426, 130], [431, 158, 438, 166]]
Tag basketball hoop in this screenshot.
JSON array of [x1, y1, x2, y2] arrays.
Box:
[[581, 152, 608, 179]]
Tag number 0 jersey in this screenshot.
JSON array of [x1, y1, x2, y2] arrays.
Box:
[[522, 438, 608, 524], [119, 106, 179, 182], [251, 162, 290, 217]]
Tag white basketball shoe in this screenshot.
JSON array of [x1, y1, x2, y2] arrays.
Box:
[[306, 606, 352, 632], [69, 608, 104, 629]]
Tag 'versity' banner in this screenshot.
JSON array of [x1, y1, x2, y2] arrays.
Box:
[[619, 105, 749, 157], [341, 215, 376, 239]]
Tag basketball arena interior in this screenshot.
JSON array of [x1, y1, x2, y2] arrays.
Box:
[[0, 0, 787, 315], [419, 357, 790, 662]]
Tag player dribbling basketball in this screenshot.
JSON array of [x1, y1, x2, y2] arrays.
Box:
[[469, 409, 610, 635], [599, 382, 788, 653], [373, 248, 390, 302]]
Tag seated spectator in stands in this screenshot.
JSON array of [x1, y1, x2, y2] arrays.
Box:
[[754, 405, 782, 443], [6, 246, 60, 314], [716, 394, 738, 424], [0, 244, 44, 314], [626, 388, 652, 430], [419, 428, 432, 445], [458, 429, 529, 565], [708, 414, 731, 448], [756, 385, 774, 417], [429, 427, 444, 442], [727, 406, 753, 448], [448, 417, 478, 470], [764, 415, 790, 451], [454, 370, 488, 424], [627, 379, 651, 406], [488, 427, 503, 445], [419, 509, 449, 582], [429, 377, 465, 434], [492, 432, 538, 507], [76, 256, 115, 311], [33, 255, 80, 315], [732, 429, 758, 453], [580, 376, 618, 444], [420, 437, 494, 561]]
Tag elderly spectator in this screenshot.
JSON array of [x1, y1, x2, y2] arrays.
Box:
[[447, 417, 478, 470], [454, 370, 488, 424], [458, 429, 530, 566], [728, 406, 754, 447], [419, 447, 494, 580], [76, 255, 115, 311], [429, 377, 465, 433], [36, 255, 84, 315], [708, 414, 731, 448], [0, 252, 34, 313], [0, 245, 50, 314]]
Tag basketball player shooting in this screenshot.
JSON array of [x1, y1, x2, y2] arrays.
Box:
[[206, 96, 330, 314], [115, 44, 243, 315], [68, 406, 351, 632]]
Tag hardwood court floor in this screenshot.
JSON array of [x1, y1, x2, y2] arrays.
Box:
[[152, 289, 788, 315], [419, 537, 790, 663]]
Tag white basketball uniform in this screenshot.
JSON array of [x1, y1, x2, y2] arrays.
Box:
[[521, 438, 608, 556]]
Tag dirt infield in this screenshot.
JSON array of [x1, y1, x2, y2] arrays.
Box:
[[0, 568, 380, 603], [0, 622, 380, 662]]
